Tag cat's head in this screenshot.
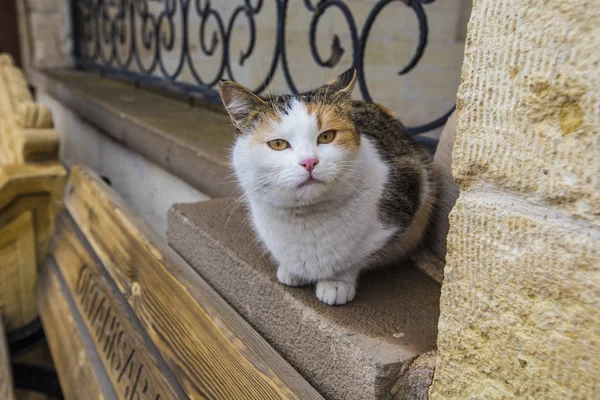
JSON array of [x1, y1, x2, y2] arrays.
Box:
[[220, 69, 361, 207]]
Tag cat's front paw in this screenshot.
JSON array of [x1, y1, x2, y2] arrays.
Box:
[[277, 267, 310, 287], [316, 280, 356, 305]]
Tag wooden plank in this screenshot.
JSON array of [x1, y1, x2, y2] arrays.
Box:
[[0, 210, 37, 331], [38, 259, 116, 400], [0, 315, 16, 400], [50, 212, 187, 400], [0, 164, 66, 261], [65, 165, 322, 399], [0, 163, 65, 333]]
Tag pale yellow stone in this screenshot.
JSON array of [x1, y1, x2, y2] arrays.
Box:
[[431, 0, 600, 398], [451, 0, 600, 222], [431, 196, 599, 399]]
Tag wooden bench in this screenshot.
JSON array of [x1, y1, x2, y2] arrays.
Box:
[[0, 53, 65, 400], [39, 165, 322, 399]]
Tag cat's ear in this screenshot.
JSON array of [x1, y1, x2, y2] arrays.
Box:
[[326, 68, 357, 97], [219, 81, 265, 130]]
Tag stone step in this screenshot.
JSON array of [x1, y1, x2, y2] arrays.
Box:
[[167, 198, 441, 400]]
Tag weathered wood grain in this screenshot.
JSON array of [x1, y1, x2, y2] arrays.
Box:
[[0, 164, 66, 259], [65, 165, 322, 399], [0, 211, 36, 331], [0, 164, 65, 332], [37, 261, 113, 400], [0, 315, 16, 400], [50, 212, 187, 400]]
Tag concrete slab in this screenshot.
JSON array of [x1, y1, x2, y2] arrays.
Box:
[[168, 198, 441, 400]]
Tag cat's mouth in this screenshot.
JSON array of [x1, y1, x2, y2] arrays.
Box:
[[298, 176, 324, 188]]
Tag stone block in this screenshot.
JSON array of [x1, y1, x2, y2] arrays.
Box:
[[20, 0, 72, 69], [430, 195, 600, 399], [167, 199, 441, 400]]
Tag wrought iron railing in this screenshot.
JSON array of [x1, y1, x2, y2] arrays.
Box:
[[71, 0, 456, 142]]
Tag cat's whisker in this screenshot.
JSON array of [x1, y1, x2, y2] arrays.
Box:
[[223, 197, 247, 231]]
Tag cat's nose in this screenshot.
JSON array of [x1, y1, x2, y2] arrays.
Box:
[[299, 158, 319, 173]]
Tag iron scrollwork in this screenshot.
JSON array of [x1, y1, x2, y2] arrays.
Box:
[[72, 0, 456, 142]]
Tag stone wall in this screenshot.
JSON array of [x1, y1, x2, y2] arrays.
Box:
[[430, 0, 599, 399], [16, 0, 72, 71]]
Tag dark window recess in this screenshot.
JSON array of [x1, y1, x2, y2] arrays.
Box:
[[0, 0, 22, 66]]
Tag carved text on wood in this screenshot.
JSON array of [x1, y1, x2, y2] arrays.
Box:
[[75, 264, 162, 400], [51, 214, 185, 400]]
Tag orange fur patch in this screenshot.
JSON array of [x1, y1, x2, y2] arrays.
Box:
[[308, 104, 360, 151], [249, 108, 281, 145]]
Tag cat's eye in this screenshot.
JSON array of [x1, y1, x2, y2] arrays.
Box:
[[317, 130, 336, 144], [267, 139, 290, 151]]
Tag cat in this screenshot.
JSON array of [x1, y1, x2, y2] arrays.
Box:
[[219, 69, 438, 306]]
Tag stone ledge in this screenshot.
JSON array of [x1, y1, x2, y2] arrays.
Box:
[[167, 198, 441, 400], [27, 68, 236, 198]]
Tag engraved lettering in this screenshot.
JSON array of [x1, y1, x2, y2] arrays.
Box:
[[129, 364, 149, 400], [84, 281, 100, 317], [98, 303, 112, 347], [111, 331, 125, 373], [104, 316, 120, 362], [74, 264, 164, 400], [92, 297, 106, 338], [75, 264, 90, 295]]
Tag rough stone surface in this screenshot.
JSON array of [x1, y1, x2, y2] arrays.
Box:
[[168, 199, 441, 400], [431, 196, 599, 399], [392, 351, 436, 400], [430, 0, 600, 399], [452, 0, 600, 223]]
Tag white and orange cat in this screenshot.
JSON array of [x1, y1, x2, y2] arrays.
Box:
[[219, 69, 437, 306]]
